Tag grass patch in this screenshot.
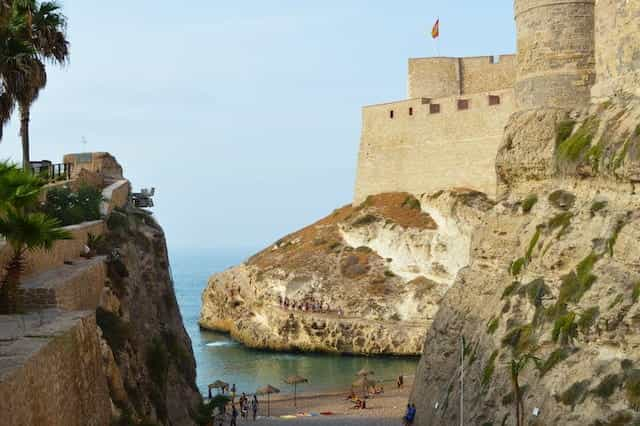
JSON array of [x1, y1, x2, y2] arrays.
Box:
[[502, 324, 536, 355], [548, 190, 576, 210], [608, 294, 624, 310], [632, 282, 640, 304], [522, 194, 538, 214], [557, 119, 599, 162], [556, 252, 600, 308], [481, 350, 499, 387], [501, 281, 520, 300], [487, 316, 500, 335], [593, 374, 622, 399], [510, 257, 525, 277], [624, 369, 640, 410], [519, 278, 548, 307], [607, 218, 626, 257], [556, 120, 576, 144], [552, 312, 578, 345], [577, 306, 599, 333], [525, 227, 542, 262], [538, 348, 571, 377], [96, 308, 130, 353], [548, 212, 574, 239], [591, 200, 608, 215], [558, 380, 590, 407]]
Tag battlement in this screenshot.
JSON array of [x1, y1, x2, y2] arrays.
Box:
[[408, 55, 516, 99]]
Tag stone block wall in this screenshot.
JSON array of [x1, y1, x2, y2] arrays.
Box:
[[514, 0, 596, 110], [101, 179, 131, 216], [0, 220, 105, 278], [353, 89, 514, 203], [592, 0, 640, 100], [63, 152, 124, 182], [0, 311, 111, 426]]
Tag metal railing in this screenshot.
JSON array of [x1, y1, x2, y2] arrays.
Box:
[[29, 162, 73, 183]]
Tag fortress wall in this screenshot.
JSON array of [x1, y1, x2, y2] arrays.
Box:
[[514, 0, 596, 110], [460, 55, 516, 94], [408, 56, 516, 99], [592, 0, 640, 99], [408, 58, 460, 99], [353, 89, 514, 204]]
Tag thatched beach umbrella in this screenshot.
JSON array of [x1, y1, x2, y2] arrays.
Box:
[[352, 377, 376, 397], [208, 380, 229, 398], [284, 375, 308, 407], [355, 368, 375, 377], [257, 384, 280, 417]]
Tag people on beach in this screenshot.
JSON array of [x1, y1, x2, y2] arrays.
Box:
[[251, 395, 258, 421], [397, 375, 404, 389], [231, 384, 236, 401], [230, 404, 238, 426], [403, 403, 416, 425]]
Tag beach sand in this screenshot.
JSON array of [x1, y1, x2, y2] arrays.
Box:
[[221, 378, 412, 426]]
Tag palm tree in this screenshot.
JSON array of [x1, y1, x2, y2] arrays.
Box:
[[0, 1, 69, 167], [0, 162, 70, 313], [509, 354, 540, 426]]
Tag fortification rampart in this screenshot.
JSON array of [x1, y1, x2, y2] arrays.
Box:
[[354, 89, 514, 203], [514, 0, 596, 110], [592, 0, 640, 100], [408, 55, 516, 99]]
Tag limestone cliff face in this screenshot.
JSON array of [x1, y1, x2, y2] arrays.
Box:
[[200, 191, 492, 356], [411, 99, 640, 425], [97, 207, 201, 425]]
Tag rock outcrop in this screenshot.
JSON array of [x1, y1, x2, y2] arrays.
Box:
[[200, 191, 493, 356], [411, 99, 640, 425], [98, 206, 201, 425]]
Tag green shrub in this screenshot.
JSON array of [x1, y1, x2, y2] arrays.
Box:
[[525, 227, 542, 262], [577, 307, 599, 333], [558, 380, 590, 407], [510, 257, 526, 277], [624, 369, 640, 410], [520, 278, 548, 307], [402, 195, 421, 210], [147, 337, 169, 387], [522, 194, 538, 214], [548, 190, 576, 210], [556, 120, 576, 144], [590, 200, 608, 215], [487, 316, 500, 335], [501, 281, 520, 300], [538, 348, 571, 377], [557, 119, 599, 162], [481, 350, 499, 387], [548, 212, 574, 239], [593, 374, 622, 399], [556, 252, 599, 308], [607, 218, 626, 257], [552, 312, 578, 345], [632, 282, 640, 304], [502, 324, 536, 355], [96, 308, 130, 353], [42, 184, 102, 226], [353, 214, 378, 227], [383, 269, 395, 278]]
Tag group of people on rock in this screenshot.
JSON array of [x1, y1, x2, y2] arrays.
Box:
[[278, 296, 330, 313], [212, 384, 259, 426]]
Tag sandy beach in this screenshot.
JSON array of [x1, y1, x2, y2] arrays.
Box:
[[215, 377, 413, 426]]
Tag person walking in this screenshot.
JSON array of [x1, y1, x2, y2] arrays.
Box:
[[230, 404, 238, 426], [231, 384, 237, 402], [252, 395, 259, 421]]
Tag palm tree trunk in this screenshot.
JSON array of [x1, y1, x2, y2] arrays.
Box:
[[20, 104, 30, 169], [0, 248, 25, 314]]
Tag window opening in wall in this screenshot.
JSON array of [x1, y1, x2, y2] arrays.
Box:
[[489, 95, 501, 106], [390, 110, 394, 119], [429, 104, 440, 114], [457, 99, 469, 110], [409, 107, 413, 116]]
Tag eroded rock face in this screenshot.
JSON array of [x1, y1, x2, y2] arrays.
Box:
[[411, 99, 640, 425], [97, 207, 201, 425], [200, 191, 492, 356]]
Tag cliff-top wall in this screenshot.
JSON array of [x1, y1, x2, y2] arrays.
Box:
[[354, 89, 514, 203]]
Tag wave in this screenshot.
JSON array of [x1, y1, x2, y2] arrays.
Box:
[[206, 341, 236, 348]]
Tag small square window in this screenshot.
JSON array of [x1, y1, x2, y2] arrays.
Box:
[[457, 99, 470, 110], [429, 104, 440, 114], [390, 110, 394, 119], [489, 95, 501, 106], [409, 107, 413, 116]]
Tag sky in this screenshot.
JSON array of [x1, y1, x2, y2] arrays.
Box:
[[0, 1, 515, 253]]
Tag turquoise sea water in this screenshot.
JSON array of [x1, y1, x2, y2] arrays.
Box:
[[170, 248, 419, 397]]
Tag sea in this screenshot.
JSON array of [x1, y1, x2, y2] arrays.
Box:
[[170, 247, 419, 397]]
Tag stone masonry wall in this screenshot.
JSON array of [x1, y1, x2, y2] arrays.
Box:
[[0, 311, 111, 426], [514, 0, 596, 110], [353, 89, 514, 203], [592, 0, 640, 100], [408, 55, 515, 99]]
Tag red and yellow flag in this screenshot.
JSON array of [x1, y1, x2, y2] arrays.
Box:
[[431, 19, 440, 39]]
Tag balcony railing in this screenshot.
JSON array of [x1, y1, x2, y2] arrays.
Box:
[[29, 162, 73, 183]]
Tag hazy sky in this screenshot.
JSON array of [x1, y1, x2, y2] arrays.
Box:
[[0, 1, 515, 252]]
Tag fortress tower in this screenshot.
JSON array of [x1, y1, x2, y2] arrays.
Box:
[[514, 0, 596, 110], [591, 0, 640, 99]]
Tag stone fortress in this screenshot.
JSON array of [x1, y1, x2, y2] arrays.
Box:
[[353, 0, 640, 204]]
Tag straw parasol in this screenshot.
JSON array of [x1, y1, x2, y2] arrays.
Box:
[[352, 376, 376, 397], [256, 384, 280, 417], [355, 368, 375, 377], [284, 375, 308, 407], [208, 380, 229, 398]]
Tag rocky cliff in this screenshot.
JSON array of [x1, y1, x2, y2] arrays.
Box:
[[411, 99, 640, 425], [98, 206, 201, 425], [200, 191, 493, 356]]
